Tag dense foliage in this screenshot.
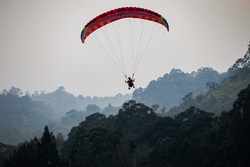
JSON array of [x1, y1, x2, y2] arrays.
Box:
[[4, 126, 63, 167], [0, 143, 14, 167], [3, 83, 250, 167], [139, 84, 249, 167], [66, 85, 250, 167]]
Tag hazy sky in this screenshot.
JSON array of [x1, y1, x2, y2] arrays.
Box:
[[0, 0, 250, 97]]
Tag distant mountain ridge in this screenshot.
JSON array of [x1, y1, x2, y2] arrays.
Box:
[[166, 44, 250, 116], [32, 86, 132, 118], [133, 67, 227, 111], [167, 67, 250, 116], [133, 41, 250, 112]]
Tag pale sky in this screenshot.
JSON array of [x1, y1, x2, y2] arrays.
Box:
[[0, 0, 250, 97]]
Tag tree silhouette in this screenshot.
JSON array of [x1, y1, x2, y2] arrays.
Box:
[[4, 126, 61, 167]]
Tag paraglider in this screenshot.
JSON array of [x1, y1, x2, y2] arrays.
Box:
[[80, 7, 169, 89], [125, 75, 135, 89]]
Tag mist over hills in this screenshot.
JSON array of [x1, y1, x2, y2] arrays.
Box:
[[4, 83, 249, 167], [32, 86, 132, 119], [0, 41, 249, 146], [0, 87, 130, 145], [133, 67, 227, 111]]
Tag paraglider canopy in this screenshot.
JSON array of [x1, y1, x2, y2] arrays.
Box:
[[81, 7, 169, 43]]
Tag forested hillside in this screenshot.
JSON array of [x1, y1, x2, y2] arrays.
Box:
[[47, 103, 120, 141], [0, 92, 54, 145], [133, 67, 226, 111], [167, 47, 250, 116], [133, 43, 250, 113], [4, 83, 250, 167], [167, 67, 250, 116], [0, 89, 122, 145]]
